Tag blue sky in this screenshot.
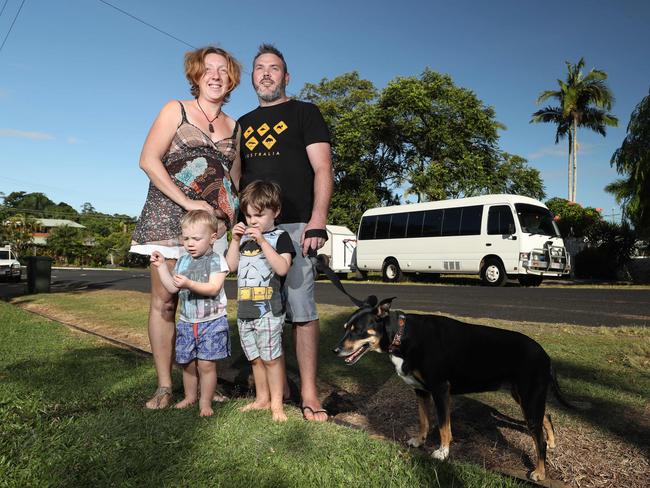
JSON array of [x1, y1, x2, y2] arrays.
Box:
[[1, 0, 648, 221]]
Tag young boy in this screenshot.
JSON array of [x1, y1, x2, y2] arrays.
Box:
[[150, 210, 230, 417], [226, 181, 295, 422]]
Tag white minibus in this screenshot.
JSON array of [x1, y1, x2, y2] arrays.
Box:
[[353, 194, 570, 286]]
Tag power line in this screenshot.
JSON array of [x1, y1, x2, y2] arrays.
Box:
[[0, 0, 27, 54], [97, 0, 195, 49], [2, 206, 136, 222], [0, 0, 10, 19]]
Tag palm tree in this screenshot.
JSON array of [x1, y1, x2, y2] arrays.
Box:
[[531, 58, 618, 202], [606, 87, 650, 237]]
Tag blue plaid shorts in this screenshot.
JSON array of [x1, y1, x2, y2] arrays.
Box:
[[175, 315, 230, 364], [237, 313, 285, 362]]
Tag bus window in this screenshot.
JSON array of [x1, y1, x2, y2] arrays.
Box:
[[390, 212, 408, 238], [358, 216, 377, 240], [406, 211, 425, 238], [441, 207, 462, 236], [422, 209, 443, 237], [376, 214, 391, 239], [515, 204, 560, 236], [459, 205, 483, 235], [488, 205, 515, 235]]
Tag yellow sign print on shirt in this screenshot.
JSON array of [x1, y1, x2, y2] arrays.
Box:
[[244, 121, 288, 152]]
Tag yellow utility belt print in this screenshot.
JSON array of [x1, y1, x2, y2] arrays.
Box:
[[238, 286, 274, 301], [243, 121, 288, 151]]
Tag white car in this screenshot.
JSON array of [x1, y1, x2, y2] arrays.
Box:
[[0, 246, 22, 282]]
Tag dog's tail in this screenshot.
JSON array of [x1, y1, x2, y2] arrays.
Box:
[[550, 365, 591, 410]]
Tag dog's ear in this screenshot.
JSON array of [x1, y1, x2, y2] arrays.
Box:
[[365, 295, 378, 308], [375, 297, 396, 318]]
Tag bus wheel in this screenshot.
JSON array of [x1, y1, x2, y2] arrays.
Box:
[[481, 258, 507, 287], [382, 259, 402, 282], [518, 275, 543, 287]]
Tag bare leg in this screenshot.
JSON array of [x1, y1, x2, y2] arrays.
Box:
[[265, 356, 287, 422], [145, 259, 177, 409], [240, 358, 271, 412], [175, 361, 198, 409], [293, 320, 327, 421], [197, 359, 217, 417]]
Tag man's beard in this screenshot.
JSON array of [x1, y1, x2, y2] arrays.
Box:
[[256, 79, 286, 103]]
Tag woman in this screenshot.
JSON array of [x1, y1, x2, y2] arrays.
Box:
[[130, 46, 242, 409]]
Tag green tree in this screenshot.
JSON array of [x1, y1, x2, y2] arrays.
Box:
[[47, 225, 83, 264], [0, 214, 36, 257], [300, 72, 401, 229], [379, 69, 530, 201], [490, 153, 546, 200], [545, 197, 602, 237], [300, 70, 544, 229], [531, 58, 618, 202], [607, 87, 650, 238]]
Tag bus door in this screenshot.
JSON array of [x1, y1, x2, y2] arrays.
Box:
[[485, 205, 519, 273]]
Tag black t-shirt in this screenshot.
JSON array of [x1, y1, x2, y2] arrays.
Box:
[[238, 99, 330, 223]]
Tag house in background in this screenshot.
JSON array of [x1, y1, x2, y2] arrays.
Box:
[[31, 219, 86, 245]]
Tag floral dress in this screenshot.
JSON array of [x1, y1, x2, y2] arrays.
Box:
[[131, 101, 239, 258]]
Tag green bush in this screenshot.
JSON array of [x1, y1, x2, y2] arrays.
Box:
[[574, 221, 636, 279]]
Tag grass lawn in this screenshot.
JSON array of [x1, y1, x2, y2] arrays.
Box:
[[0, 301, 523, 487], [5, 291, 650, 486]]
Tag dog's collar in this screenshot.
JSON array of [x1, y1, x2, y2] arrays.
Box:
[[387, 311, 407, 355]]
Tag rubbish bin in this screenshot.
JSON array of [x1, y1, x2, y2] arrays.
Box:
[[27, 256, 52, 294]]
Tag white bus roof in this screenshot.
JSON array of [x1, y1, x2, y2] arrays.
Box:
[[361, 194, 547, 217]]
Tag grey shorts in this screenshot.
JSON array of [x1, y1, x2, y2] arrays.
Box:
[[278, 222, 318, 323], [238, 313, 285, 362]]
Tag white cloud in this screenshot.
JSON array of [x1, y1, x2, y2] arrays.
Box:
[[67, 136, 81, 144], [0, 128, 55, 140], [528, 145, 567, 160], [528, 142, 599, 160]]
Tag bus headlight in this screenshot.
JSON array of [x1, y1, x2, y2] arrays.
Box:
[[519, 252, 530, 260]]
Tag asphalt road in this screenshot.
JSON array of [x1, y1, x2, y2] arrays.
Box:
[[1, 268, 648, 327]]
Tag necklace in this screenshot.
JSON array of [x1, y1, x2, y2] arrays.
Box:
[[196, 99, 221, 133]]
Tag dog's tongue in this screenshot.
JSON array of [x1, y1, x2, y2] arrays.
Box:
[[345, 345, 367, 364]]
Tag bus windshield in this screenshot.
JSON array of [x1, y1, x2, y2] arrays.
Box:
[[515, 204, 560, 237]]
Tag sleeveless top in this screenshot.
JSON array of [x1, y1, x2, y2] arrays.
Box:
[[132, 101, 239, 247]]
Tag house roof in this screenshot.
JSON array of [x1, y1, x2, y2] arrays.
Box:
[[36, 219, 85, 229]]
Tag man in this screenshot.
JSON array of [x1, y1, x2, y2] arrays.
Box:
[[238, 44, 333, 422]]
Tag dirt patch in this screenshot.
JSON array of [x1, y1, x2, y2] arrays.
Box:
[[17, 302, 650, 487], [326, 375, 649, 488]]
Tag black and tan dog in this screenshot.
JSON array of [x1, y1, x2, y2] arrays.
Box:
[[333, 296, 578, 481]]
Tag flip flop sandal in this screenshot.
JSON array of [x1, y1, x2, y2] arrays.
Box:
[[300, 404, 329, 421], [145, 386, 172, 409]]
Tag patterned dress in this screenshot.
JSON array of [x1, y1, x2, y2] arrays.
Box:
[[131, 101, 239, 254]]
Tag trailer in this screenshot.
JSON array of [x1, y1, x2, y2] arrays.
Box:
[[316, 225, 357, 275]]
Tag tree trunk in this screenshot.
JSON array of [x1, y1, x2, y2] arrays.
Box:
[[573, 118, 578, 202], [567, 135, 573, 201]]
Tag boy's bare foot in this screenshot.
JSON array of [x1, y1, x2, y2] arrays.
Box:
[[239, 400, 270, 412], [145, 386, 172, 409], [271, 408, 287, 422], [174, 397, 197, 409], [199, 406, 214, 417]]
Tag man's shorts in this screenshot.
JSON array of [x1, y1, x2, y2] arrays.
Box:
[[175, 315, 230, 364], [278, 222, 318, 323], [237, 313, 285, 362]]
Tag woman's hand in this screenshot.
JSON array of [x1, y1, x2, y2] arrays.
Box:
[[184, 199, 214, 214]]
